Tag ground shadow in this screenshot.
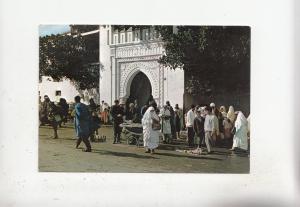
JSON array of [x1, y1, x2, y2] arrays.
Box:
[[39, 136, 77, 141], [210, 151, 232, 156], [158, 144, 191, 151], [153, 152, 222, 161], [229, 152, 249, 157], [91, 149, 159, 159]]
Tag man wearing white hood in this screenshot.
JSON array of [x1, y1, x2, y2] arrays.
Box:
[[142, 101, 160, 154], [230, 111, 248, 151]]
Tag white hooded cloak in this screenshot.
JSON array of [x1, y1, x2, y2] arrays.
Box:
[[142, 106, 160, 149], [232, 111, 248, 150]]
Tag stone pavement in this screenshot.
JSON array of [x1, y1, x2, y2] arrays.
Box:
[[39, 124, 249, 173]]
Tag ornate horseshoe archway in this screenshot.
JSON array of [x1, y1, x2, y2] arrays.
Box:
[[118, 60, 163, 106]]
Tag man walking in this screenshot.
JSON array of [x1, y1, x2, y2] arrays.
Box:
[[111, 99, 125, 144], [74, 96, 92, 152], [40, 95, 59, 139], [186, 104, 196, 147]]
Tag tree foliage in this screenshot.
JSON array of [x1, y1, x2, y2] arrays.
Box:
[[39, 31, 100, 90], [155, 26, 250, 94], [156, 26, 250, 70]]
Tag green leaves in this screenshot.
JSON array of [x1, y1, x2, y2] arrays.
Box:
[[39, 30, 100, 90], [157, 26, 250, 70], [157, 26, 250, 94]]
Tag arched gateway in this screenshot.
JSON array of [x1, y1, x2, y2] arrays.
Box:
[[119, 61, 162, 107], [99, 26, 184, 108]]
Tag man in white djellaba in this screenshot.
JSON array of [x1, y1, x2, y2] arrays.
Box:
[[159, 105, 172, 144], [230, 111, 248, 151], [204, 106, 213, 154], [142, 101, 160, 154], [186, 104, 196, 147]]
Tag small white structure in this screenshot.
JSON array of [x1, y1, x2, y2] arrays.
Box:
[[38, 76, 99, 104]]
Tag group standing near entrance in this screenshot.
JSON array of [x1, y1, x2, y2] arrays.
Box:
[[39, 95, 250, 155]]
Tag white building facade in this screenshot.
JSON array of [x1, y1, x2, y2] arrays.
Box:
[[99, 25, 184, 108], [39, 25, 184, 108]]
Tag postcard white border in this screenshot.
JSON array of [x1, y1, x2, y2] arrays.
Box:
[[0, 0, 298, 206]]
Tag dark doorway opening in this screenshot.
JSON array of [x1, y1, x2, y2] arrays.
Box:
[[126, 72, 152, 108]]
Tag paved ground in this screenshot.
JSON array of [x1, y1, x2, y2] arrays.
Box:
[[39, 123, 249, 173]]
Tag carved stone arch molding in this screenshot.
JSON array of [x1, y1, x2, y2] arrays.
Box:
[[119, 61, 160, 101]]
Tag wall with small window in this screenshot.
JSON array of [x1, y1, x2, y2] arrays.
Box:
[[143, 29, 149, 41], [55, 90, 61, 96], [110, 26, 161, 45], [107, 30, 110, 45], [134, 30, 140, 42], [149, 27, 155, 40], [120, 33, 125, 43], [127, 32, 132, 43], [113, 34, 118, 44], [39, 76, 83, 103]]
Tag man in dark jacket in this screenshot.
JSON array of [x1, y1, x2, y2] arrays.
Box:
[[193, 107, 205, 150], [40, 95, 51, 125], [88, 98, 99, 142], [111, 99, 125, 144], [58, 98, 69, 127], [40, 95, 59, 139]]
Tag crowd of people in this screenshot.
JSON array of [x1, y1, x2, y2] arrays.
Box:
[[141, 101, 250, 155], [185, 103, 250, 154], [39, 95, 102, 151], [39, 95, 250, 155], [110, 99, 250, 155]]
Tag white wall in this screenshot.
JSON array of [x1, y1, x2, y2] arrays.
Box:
[[38, 76, 100, 104], [99, 25, 113, 106], [164, 68, 184, 108], [38, 76, 80, 103]]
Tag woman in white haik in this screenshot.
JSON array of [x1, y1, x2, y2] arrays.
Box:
[[230, 111, 248, 151], [142, 102, 160, 154], [227, 105, 236, 123]]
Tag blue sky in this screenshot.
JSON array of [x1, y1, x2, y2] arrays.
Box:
[[39, 25, 70, 37]]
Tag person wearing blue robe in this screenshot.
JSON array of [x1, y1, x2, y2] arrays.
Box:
[[74, 96, 92, 152]]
